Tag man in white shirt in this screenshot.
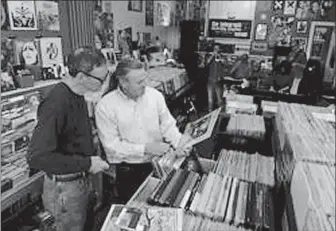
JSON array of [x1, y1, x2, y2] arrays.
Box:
[[95, 58, 189, 203]]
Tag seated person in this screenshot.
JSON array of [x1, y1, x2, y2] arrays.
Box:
[[229, 54, 252, 80], [268, 60, 294, 92]]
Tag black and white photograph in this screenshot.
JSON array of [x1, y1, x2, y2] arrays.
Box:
[[7, 1, 37, 30], [1, 1, 335, 231]]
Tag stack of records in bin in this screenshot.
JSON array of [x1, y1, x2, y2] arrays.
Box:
[[151, 152, 186, 179], [225, 94, 257, 115], [226, 114, 266, 141], [183, 213, 252, 231], [261, 100, 278, 117], [212, 149, 274, 187], [285, 162, 335, 231], [274, 102, 335, 183], [148, 170, 275, 230]]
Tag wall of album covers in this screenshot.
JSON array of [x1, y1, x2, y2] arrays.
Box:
[[98, 1, 181, 51], [251, 0, 335, 56]]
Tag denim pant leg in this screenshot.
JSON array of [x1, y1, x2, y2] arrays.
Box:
[[207, 83, 214, 111], [42, 176, 90, 231], [214, 83, 224, 106]]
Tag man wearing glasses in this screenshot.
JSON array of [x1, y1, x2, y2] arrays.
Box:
[[27, 47, 110, 231], [95, 58, 191, 203]]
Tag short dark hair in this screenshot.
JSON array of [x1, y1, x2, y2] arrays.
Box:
[[114, 58, 143, 80], [67, 46, 106, 77]]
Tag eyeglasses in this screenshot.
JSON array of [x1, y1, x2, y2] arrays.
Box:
[[79, 70, 110, 85]]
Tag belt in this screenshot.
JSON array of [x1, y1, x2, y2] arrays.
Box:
[[46, 172, 88, 182]]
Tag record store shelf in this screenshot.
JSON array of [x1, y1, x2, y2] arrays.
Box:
[[1, 172, 44, 212]]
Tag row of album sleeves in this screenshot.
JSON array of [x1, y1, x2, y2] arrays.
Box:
[[288, 162, 335, 231], [148, 169, 274, 230], [213, 149, 274, 186], [151, 154, 186, 179], [183, 213, 252, 231], [226, 114, 266, 140]]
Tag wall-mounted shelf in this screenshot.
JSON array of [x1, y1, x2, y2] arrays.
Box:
[[1, 80, 60, 98], [1, 172, 45, 212]]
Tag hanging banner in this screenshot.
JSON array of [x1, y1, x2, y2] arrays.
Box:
[[208, 19, 252, 39]]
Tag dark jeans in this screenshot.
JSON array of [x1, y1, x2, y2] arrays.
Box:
[[115, 162, 153, 204]]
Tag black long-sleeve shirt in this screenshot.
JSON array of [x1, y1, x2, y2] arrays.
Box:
[[27, 83, 94, 174]]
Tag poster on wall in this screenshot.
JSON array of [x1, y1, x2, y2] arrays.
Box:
[[208, 19, 252, 39], [93, 1, 114, 49], [255, 24, 268, 41], [7, 1, 37, 30], [145, 0, 154, 26], [251, 41, 268, 52], [296, 21, 308, 33], [320, 0, 335, 21], [128, 0, 143, 12], [283, 1, 297, 15], [1, 38, 15, 71], [143, 32, 151, 45], [36, 1, 60, 31], [1, 1, 10, 30], [295, 1, 312, 19], [273, 0, 285, 11], [268, 15, 294, 47], [154, 1, 172, 27], [39, 37, 63, 68], [13, 38, 40, 66]]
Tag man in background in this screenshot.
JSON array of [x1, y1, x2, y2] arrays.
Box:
[[95, 59, 191, 203], [27, 47, 110, 231], [205, 44, 225, 112]]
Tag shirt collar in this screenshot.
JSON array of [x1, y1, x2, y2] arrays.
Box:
[[117, 86, 147, 103]]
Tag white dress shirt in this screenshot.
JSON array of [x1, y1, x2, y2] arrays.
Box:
[[95, 87, 182, 164]]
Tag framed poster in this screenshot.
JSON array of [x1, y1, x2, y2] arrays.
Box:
[[255, 24, 268, 41], [39, 37, 63, 68], [284, 0, 297, 15], [1, 0, 10, 30], [154, 1, 171, 27], [296, 21, 308, 33], [128, 0, 143, 12], [13, 38, 40, 66], [1, 38, 15, 71], [7, 1, 37, 30], [208, 19, 252, 39], [145, 0, 154, 26], [295, 1, 312, 19], [307, 21, 335, 61], [184, 107, 221, 146], [36, 0, 60, 31]]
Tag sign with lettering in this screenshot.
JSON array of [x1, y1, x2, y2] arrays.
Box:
[[208, 19, 252, 39]]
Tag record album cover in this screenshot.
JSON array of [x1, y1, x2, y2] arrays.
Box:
[[39, 37, 63, 68], [36, 0, 60, 31], [13, 38, 40, 66], [7, 1, 37, 30]]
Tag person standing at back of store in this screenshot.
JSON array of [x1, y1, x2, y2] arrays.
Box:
[[205, 44, 225, 112], [27, 47, 110, 231], [288, 40, 307, 94], [95, 58, 192, 203]]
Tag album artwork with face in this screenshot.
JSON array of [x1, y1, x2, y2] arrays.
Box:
[[7, 1, 37, 30], [13, 38, 41, 66], [184, 107, 222, 146], [36, 0, 60, 31], [39, 37, 63, 68]]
